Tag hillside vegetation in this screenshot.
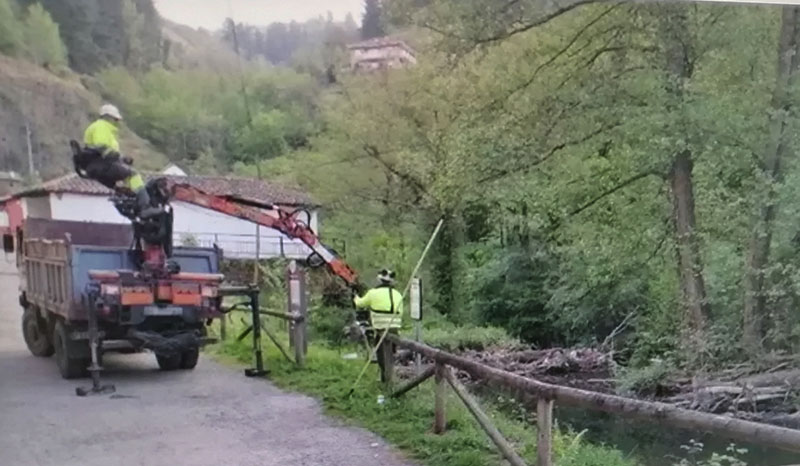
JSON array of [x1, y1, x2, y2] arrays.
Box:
[[0, 54, 166, 178]]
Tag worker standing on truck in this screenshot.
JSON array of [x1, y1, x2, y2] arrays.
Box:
[[81, 104, 156, 216], [354, 269, 403, 381]]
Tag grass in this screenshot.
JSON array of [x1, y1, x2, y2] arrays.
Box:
[[210, 317, 635, 466]]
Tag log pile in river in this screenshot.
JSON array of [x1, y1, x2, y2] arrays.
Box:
[[396, 345, 800, 428]]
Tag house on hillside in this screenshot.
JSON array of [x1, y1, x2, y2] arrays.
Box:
[[0, 171, 319, 260], [348, 37, 417, 72]]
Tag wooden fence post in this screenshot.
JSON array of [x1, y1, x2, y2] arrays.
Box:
[[537, 398, 554, 466], [444, 369, 527, 466], [380, 338, 395, 384], [293, 321, 306, 368], [287, 260, 308, 367], [434, 363, 447, 434]]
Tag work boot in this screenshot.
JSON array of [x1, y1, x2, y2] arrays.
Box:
[[136, 188, 162, 219]]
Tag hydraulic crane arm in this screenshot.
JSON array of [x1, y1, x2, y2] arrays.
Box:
[[169, 183, 360, 288]]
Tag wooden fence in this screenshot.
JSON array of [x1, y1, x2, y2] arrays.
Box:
[[219, 306, 307, 368], [385, 335, 800, 466]]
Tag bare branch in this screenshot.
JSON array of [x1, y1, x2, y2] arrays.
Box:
[[476, 0, 601, 45], [478, 122, 619, 184], [563, 170, 658, 221], [362, 144, 434, 203]]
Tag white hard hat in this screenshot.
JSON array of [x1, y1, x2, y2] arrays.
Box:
[[378, 269, 396, 284], [99, 104, 122, 121]]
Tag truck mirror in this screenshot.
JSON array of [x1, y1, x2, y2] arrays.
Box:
[[3, 234, 13, 253]]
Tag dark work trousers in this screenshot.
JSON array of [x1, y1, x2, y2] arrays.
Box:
[[372, 328, 398, 383], [84, 156, 134, 191]]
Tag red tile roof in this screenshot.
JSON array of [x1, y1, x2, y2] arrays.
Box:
[[3, 173, 315, 207]]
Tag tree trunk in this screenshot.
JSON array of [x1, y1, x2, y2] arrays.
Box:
[[670, 150, 710, 337], [431, 214, 457, 314], [660, 8, 710, 342], [743, 6, 800, 355]]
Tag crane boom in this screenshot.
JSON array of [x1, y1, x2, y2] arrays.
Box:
[[169, 184, 359, 287]]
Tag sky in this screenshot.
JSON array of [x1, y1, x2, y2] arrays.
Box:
[[154, 0, 365, 30]]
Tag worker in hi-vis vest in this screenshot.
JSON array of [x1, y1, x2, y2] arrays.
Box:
[[81, 104, 157, 217], [354, 269, 403, 381]]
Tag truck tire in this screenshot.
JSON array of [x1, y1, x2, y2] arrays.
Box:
[[179, 347, 200, 370], [156, 353, 181, 371], [53, 320, 88, 379], [22, 309, 54, 357]]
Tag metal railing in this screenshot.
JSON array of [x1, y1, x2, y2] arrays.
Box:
[[173, 231, 311, 260]]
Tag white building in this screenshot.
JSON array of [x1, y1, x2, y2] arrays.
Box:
[[0, 171, 319, 260], [348, 37, 417, 72]]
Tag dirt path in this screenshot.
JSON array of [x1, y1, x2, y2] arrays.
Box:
[[0, 259, 413, 466]]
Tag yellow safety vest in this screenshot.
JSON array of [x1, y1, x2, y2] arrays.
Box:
[[84, 119, 120, 155], [354, 286, 403, 329]]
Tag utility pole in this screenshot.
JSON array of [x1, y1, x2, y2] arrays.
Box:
[[25, 121, 35, 178]]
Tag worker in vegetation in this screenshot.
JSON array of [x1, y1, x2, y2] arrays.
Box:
[[354, 269, 403, 381], [80, 104, 156, 216]]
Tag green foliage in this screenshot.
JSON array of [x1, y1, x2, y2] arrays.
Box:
[[464, 245, 556, 343], [0, 0, 23, 55], [309, 305, 353, 343], [98, 65, 320, 169], [617, 359, 674, 396], [234, 110, 289, 165], [22, 3, 67, 67], [412, 321, 517, 351]]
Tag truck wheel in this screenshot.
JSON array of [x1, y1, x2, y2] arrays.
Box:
[[156, 353, 181, 371], [22, 309, 54, 357], [179, 347, 200, 370], [53, 320, 88, 379]]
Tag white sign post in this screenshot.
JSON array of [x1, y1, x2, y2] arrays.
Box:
[[410, 277, 423, 373]]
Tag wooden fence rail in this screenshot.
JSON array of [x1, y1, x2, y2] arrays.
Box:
[[386, 335, 800, 466], [218, 305, 307, 368]]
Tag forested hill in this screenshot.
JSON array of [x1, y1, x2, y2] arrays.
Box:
[[0, 0, 170, 178], [0, 0, 360, 180]]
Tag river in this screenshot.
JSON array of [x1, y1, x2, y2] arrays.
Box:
[[557, 407, 800, 465]]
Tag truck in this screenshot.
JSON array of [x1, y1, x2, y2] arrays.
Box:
[[7, 217, 223, 379], [4, 171, 360, 385]]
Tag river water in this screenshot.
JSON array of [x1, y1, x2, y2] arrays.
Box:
[[557, 407, 800, 465]]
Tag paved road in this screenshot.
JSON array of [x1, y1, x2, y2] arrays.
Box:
[[0, 258, 412, 466]]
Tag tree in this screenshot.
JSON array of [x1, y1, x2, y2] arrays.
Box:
[[651, 6, 712, 350], [39, 0, 100, 72], [0, 0, 23, 55], [122, 0, 146, 70], [742, 6, 800, 355], [361, 0, 385, 39], [234, 110, 290, 178], [23, 3, 68, 67]]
